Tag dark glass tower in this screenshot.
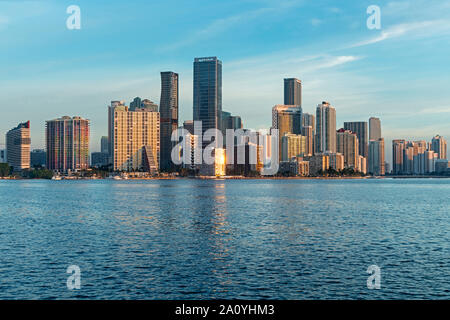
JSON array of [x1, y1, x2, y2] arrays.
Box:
[[344, 121, 368, 158], [160, 71, 179, 171], [284, 78, 302, 106], [193, 57, 222, 148]]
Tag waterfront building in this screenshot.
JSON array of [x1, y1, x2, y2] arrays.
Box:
[[281, 133, 306, 162], [344, 121, 368, 158], [327, 153, 345, 171], [284, 78, 302, 106], [160, 71, 179, 171], [358, 155, 367, 174], [435, 159, 450, 174], [392, 139, 406, 174], [101, 136, 109, 154], [30, 149, 46, 167], [272, 105, 302, 135], [431, 135, 447, 159], [193, 57, 222, 148], [304, 154, 330, 175], [108, 101, 160, 173], [315, 102, 336, 154], [46, 116, 90, 172], [336, 128, 359, 170], [6, 121, 31, 171], [91, 152, 110, 168], [369, 117, 381, 141], [368, 138, 385, 175], [301, 125, 313, 156]]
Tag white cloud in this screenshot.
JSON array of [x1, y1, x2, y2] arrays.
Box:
[[351, 19, 450, 48]]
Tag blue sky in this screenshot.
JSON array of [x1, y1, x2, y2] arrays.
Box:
[[1, 0, 449, 162]]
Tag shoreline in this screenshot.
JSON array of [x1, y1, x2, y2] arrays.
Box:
[[1, 175, 449, 181]]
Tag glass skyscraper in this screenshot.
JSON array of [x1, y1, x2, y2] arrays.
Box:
[[160, 71, 179, 170], [193, 57, 222, 148], [284, 78, 302, 106]]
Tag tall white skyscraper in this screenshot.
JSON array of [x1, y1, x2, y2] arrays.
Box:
[[315, 101, 336, 154], [369, 117, 381, 141]]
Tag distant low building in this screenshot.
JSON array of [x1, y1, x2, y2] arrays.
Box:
[[91, 152, 110, 168], [435, 159, 449, 174], [0, 149, 6, 163], [30, 149, 46, 167]]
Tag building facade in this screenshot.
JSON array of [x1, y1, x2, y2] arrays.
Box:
[[6, 121, 31, 171], [159, 71, 179, 171], [46, 116, 90, 172], [193, 57, 222, 149], [315, 102, 336, 154], [431, 135, 447, 159], [369, 117, 381, 141], [368, 138, 385, 175], [344, 121, 368, 158], [108, 102, 160, 173], [336, 128, 359, 170], [284, 78, 302, 106]]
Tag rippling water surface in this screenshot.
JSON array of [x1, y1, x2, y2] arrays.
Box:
[[0, 179, 449, 299]]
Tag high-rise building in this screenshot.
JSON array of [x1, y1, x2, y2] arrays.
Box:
[[281, 133, 306, 161], [46, 116, 90, 172], [315, 101, 336, 154], [284, 78, 302, 106], [108, 102, 160, 173], [183, 120, 195, 135], [160, 71, 179, 171], [101, 136, 109, 154], [272, 105, 302, 159], [392, 139, 406, 174], [431, 135, 447, 159], [302, 113, 315, 132], [369, 117, 381, 141], [344, 121, 368, 158], [193, 57, 222, 148], [30, 149, 46, 167], [6, 121, 31, 171], [336, 128, 359, 170], [301, 125, 313, 156], [368, 138, 385, 175]]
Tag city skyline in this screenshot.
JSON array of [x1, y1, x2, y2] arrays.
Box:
[[1, 1, 450, 166]]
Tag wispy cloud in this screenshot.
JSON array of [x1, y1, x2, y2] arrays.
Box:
[[351, 19, 450, 48], [157, 0, 304, 52]]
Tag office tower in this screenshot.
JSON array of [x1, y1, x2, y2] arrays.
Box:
[[315, 101, 336, 154], [368, 138, 385, 175], [284, 78, 302, 106], [30, 149, 46, 167], [302, 113, 315, 131], [193, 57, 222, 147], [392, 139, 406, 174], [6, 121, 31, 171], [222, 111, 243, 131], [101, 136, 109, 154], [272, 105, 302, 159], [108, 101, 160, 173], [301, 125, 313, 156], [281, 133, 306, 161], [344, 121, 368, 158], [336, 128, 359, 170], [329, 153, 345, 171], [160, 71, 179, 171], [304, 154, 330, 175], [130, 97, 158, 112], [272, 105, 302, 135], [369, 117, 381, 141], [46, 116, 90, 172], [431, 135, 447, 159]]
